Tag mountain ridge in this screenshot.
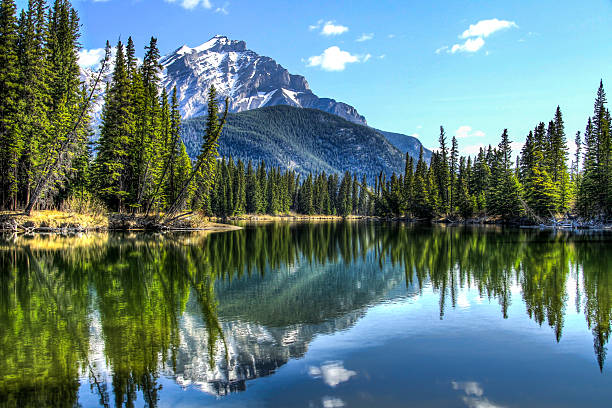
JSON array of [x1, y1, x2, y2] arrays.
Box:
[[181, 105, 415, 180], [161, 35, 367, 125]]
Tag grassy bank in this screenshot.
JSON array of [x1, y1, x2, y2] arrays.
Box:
[[0, 210, 241, 233]]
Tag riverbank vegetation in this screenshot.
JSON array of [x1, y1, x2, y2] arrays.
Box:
[[0, 0, 609, 225]]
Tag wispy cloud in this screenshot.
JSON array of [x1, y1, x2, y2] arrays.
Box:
[[307, 46, 369, 71], [356, 33, 374, 42], [452, 381, 506, 408], [460, 143, 486, 156], [310, 20, 349, 36], [164, 0, 212, 10], [322, 397, 345, 408], [456, 125, 486, 139], [214, 2, 229, 14], [437, 18, 518, 54]]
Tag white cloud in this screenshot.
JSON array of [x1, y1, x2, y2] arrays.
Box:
[[460, 143, 486, 156], [435, 45, 449, 54], [456, 125, 485, 139], [308, 361, 356, 387], [450, 37, 485, 53], [452, 381, 506, 408], [164, 0, 212, 10], [377, 54, 386, 59], [438, 18, 517, 55], [307, 46, 367, 71], [214, 2, 229, 14], [322, 397, 345, 408], [78, 48, 106, 68], [321, 21, 349, 36], [387, 34, 396, 39], [452, 381, 484, 397], [460, 18, 518, 39], [309, 19, 324, 31], [356, 33, 374, 42]]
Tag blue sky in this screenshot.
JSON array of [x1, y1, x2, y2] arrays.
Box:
[[17, 0, 612, 154]]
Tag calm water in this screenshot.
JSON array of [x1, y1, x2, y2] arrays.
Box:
[[0, 223, 611, 408]]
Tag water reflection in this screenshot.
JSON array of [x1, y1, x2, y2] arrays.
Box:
[[0, 223, 610, 407], [452, 381, 504, 408]]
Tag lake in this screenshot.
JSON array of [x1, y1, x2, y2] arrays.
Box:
[[0, 222, 610, 407]]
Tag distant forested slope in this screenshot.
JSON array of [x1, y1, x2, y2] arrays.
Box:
[[181, 105, 428, 179]]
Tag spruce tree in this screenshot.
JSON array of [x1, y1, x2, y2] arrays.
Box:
[[93, 41, 132, 211], [0, 0, 21, 209], [436, 126, 450, 213], [245, 160, 258, 214], [449, 135, 458, 213]]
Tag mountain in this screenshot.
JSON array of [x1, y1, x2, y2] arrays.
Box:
[[377, 129, 433, 162], [85, 35, 432, 175], [181, 105, 409, 179], [160, 35, 367, 125]]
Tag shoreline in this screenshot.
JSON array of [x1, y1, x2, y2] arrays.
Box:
[[1, 211, 609, 234], [0, 211, 242, 234]]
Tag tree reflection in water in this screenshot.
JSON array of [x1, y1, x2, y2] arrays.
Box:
[[0, 223, 609, 407]]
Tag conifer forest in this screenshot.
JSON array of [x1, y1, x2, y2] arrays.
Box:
[[0, 0, 611, 222]]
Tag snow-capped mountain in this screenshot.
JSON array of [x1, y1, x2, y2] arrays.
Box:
[[160, 35, 367, 125]]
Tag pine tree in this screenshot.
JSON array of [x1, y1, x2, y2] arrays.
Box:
[[93, 40, 132, 211], [403, 154, 414, 215], [522, 128, 559, 218], [456, 157, 474, 218], [0, 0, 22, 209], [16, 0, 49, 207], [578, 117, 599, 216], [337, 171, 353, 216], [449, 135, 458, 213], [489, 130, 523, 217], [470, 148, 490, 213], [412, 146, 431, 218], [351, 174, 359, 215], [435, 126, 450, 213], [358, 174, 368, 215], [245, 160, 258, 214], [256, 161, 267, 213]]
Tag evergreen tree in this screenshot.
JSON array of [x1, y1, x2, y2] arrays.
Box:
[[245, 160, 258, 214], [449, 135, 458, 213], [337, 172, 353, 216], [489, 130, 523, 217], [435, 126, 450, 213], [93, 40, 132, 211], [0, 0, 22, 209]]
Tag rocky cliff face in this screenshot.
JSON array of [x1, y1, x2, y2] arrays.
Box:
[[160, 35, 367, 125]]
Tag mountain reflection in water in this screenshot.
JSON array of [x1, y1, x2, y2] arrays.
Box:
[[0, 222, 610, 407]]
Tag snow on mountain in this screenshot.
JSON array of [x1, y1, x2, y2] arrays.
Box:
[[160, 35, 367, 125]]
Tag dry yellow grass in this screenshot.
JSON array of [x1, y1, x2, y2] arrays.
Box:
[[11, 210, 109, 229]]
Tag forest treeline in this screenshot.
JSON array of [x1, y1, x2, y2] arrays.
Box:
[[0, 0, 610, 220], [205, 87, 611, 220]]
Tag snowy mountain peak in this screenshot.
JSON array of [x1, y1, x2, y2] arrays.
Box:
[[160, 35, 366, 124]]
